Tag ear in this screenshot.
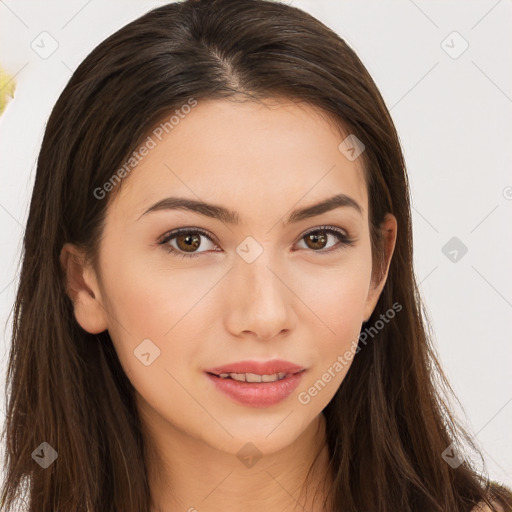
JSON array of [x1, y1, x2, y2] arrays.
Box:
[[362, 213, 397, 322], [60, 243, 108, 334]]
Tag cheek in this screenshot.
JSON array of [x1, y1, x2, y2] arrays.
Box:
[[295, 248, 372, 402], [98, 257, 208, 416], [101, 243, 222, 337], [98, 245, 229, 388], [298, 246, 373, 335]]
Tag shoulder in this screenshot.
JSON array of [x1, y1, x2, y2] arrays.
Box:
[[471, 502, 505, 512]]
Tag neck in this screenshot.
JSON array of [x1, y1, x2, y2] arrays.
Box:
[[142, 410, 334, 512]]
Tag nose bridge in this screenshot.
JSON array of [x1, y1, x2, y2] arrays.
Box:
[[239, 242, 285, 307], [246, 254, 281, 301], [225, 238, 295, 338]]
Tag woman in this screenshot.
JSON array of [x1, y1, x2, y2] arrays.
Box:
[[1, 0, 510, 510]]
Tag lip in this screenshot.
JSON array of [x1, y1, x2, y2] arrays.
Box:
[[205, 359, 305, 376], [204, 359, 306, 408], [206, 370, 305, 408]]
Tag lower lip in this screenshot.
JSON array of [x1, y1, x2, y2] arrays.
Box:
[[205, 371, 305, 408]]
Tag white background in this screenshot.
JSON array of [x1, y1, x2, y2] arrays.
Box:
[[0, 0, 511, 487]]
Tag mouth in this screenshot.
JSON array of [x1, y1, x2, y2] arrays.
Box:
[[205, 359, 305, 379], [204, 367, 306, 408], [206, 369, 304, 383]]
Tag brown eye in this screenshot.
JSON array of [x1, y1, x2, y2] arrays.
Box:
[[303, 230, 328, 250], [175, 232, 201, 252], [159, 228, 219, 258], [296, 226, 354, 254]]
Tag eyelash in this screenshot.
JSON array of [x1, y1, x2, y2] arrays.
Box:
[[157, 226, 355, 259]]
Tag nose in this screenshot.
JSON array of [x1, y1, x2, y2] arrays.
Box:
[[223, 253, 297, 341]]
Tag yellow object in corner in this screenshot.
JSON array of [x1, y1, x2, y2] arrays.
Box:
[[0, 65, 17, 115]]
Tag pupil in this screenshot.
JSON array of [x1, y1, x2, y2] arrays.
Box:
[[307, 232, 326, 249], [179, 233, 200, 252]]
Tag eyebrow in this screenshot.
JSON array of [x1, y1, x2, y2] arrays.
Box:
[[138, 193, 363, 225]]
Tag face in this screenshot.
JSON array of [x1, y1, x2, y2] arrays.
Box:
[[63, 98, 396, 457]]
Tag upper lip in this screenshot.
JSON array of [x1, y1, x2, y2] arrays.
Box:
[[205, 359, 305, 376]]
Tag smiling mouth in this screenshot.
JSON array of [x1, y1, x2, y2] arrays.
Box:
[[206, 370, 305, 383], [205, 368, 306, 407]]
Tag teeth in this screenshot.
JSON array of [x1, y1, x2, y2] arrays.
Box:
[[216, 372, 288, 382], [244, 372, 262, 383], [231, 372, 248, 382]]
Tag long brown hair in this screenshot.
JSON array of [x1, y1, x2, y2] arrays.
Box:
[[1, 1, 511, 511]]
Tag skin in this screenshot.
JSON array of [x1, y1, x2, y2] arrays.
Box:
[[61, 98, 397, 512]]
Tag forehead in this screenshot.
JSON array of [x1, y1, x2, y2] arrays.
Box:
[[110, 98, 368, 224]]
